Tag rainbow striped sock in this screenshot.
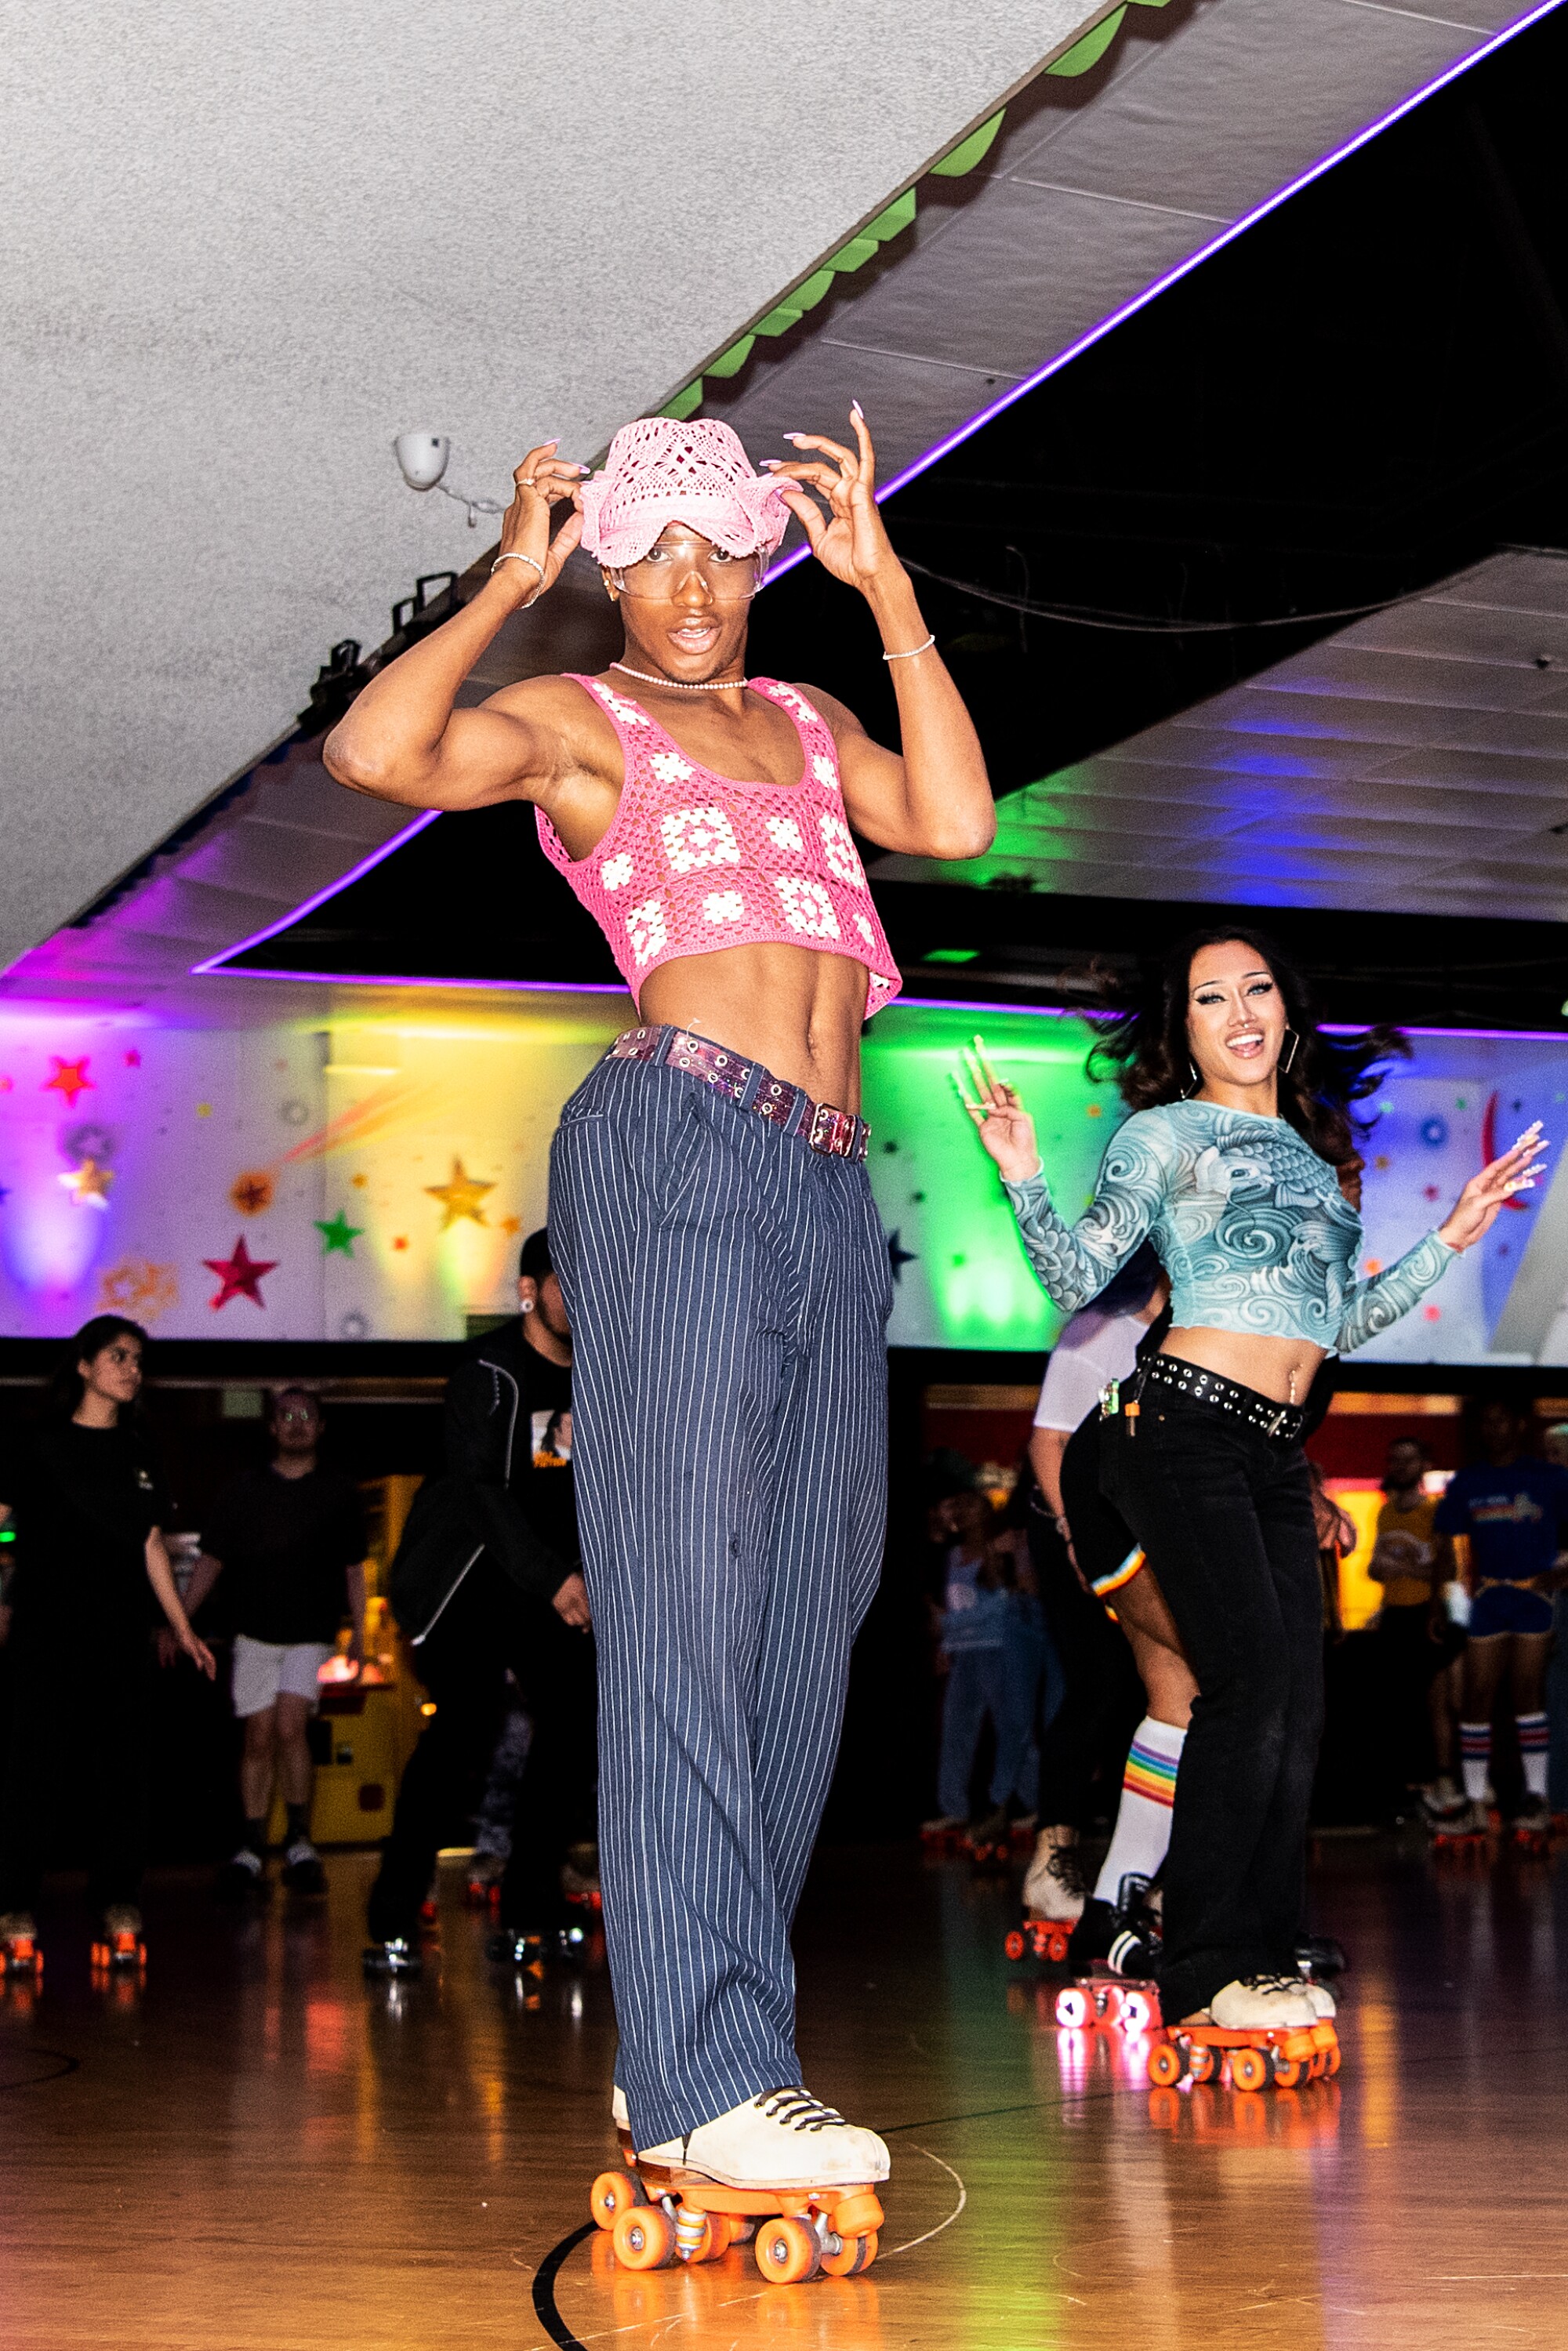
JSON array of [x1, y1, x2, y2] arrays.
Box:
[[1094, 1718, 1186, 1907]]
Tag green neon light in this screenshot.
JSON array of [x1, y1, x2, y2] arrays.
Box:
[[923, 948, 979, 965], [862, 1004, 1112, 1351]]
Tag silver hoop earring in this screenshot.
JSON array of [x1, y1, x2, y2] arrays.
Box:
[[520, 1298, 535, 1313], [1282, 1028, 1300, 1075]]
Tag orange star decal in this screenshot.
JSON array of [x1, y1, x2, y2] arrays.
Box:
[[59, 1158, 114, 1208], [424, 1158, 495, 1230]]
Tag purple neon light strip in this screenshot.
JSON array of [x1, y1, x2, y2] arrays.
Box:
[[194, 0, 1561, 985], [763, 0, 1566, 583], [189, 807, 443, 975]]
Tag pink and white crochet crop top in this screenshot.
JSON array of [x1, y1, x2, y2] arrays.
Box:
[[537, 675, 902, 1014]]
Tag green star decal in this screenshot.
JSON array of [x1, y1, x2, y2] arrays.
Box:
[[314, 1209, 365, 1257]]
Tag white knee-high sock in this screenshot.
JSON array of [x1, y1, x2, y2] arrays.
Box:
[[1517, 1711, 1549, 1800], [1460, 1721, 1491, 1804], [1093, 1717, 1185, 1906]]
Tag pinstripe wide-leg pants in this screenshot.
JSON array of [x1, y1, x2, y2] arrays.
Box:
[[550, 1048, 891, 2150]]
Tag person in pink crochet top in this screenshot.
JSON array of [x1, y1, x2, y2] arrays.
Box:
[[325, 410, 991, 2212]]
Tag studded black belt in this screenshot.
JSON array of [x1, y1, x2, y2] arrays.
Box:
[[1110, 1352, 1307, 1444]]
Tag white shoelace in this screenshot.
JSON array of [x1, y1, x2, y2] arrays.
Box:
[[754, 2088, 849, 2134]]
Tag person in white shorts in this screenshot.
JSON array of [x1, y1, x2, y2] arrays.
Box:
[[187, 1390, 367, 1896]]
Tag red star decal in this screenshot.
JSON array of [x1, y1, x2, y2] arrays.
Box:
[[203, 1235, 278, 1310], [43, 1055, 94, 1108]]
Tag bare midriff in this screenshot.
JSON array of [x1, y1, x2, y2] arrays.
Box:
[[637, 942, 870, 1109], [1160, 1326, 1328, 1408]]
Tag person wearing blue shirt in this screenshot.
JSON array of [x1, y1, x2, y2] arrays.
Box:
[[1436, 1399, 1568, 1838], [961, 926, 1540, 2035]]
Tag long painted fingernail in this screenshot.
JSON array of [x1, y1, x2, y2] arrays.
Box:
[[784, 433, 808, 442], [851, 398, 865, 419]]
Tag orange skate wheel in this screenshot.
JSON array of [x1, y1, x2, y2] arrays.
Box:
[[820, 2229, 877, 2277], [1056, 1986, 1091, 2029], [89, 1942, 107, 1968], [1323, 2041, 1341, 2076], [1231, 2046, 1269, 2092], [1004, 1929, 1026, 1961], [702, 2213, 736, 2258], [1119, 1990, 1156, 2036], [590, 2170, 647, 2230], [754, 2216, 821, 2285], [1147, 2041, 1182, 2087], [1271, 2055, 1302, 2088], [612, 2203, 676, 2270]]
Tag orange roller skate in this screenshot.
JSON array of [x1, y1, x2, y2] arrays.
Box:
[[1147, 2017, 1338, 2091], [593, 2088, 886, 2286], [89, 1906, 147, 1981], [0, 1912, 42, 1981]]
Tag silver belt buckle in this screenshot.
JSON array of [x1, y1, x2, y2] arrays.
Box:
[[809, 1102, 855, 1158], [1266, 1407, 1287, 1439]]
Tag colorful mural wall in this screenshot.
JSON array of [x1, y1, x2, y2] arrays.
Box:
[[2, 993, 1568, 1358]]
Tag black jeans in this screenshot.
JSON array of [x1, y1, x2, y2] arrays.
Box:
[[1099, 1388, 1323, 2019], [0, 1636, 150, 1916], [1029, 1419, 1145, 1835], [368, 1557, 597, 1941]]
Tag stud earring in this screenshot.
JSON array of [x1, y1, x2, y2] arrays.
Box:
[[1282, 1027, 1301, 1074], [1184, 1059, 1201, 1098]]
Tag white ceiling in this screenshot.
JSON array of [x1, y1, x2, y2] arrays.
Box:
[[0, 0, 1097, 971], [872, 549, 1568, 916], [2, 0, 1553, 1004]]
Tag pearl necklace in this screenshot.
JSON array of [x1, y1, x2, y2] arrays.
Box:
[[610, 661, 749, 693]]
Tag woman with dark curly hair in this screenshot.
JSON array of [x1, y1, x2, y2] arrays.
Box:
[[962, 927, 1542, 2031]]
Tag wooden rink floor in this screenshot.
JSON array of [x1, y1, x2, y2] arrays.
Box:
[[2, 1838, 1566, 2351]]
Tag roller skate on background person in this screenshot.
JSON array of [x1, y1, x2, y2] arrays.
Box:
[[0, 1911, 41, 1977], [325, 405, 993, 2197], [361, 1232, 596, 1982], [1435, 1399, 1568, 1847], [91, 1903, 146, 1973], [963, 927, 1544, 2030], [0, 1318, 216, 1963]]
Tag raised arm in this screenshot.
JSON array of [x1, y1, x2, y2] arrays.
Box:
[[322, 444, 588, 811], [1339, 1119, 1548, 1351], [961, 1065, 1163, 1314], [768, 411, 993, 862]]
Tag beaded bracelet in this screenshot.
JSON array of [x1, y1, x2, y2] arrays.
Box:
[[492, 551, 546, 590]]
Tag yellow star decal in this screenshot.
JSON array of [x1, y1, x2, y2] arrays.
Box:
[[424, 1157, 495, 1230], [59, 1158, 114, 1208]]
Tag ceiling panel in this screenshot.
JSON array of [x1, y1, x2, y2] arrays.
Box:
[[873, 548, 1568, 919]]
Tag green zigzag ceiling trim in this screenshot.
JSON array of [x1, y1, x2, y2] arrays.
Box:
[[659, 0, 1169, 423]]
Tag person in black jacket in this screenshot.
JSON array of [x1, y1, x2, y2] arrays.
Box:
[[364, 1229, 596, 1975]]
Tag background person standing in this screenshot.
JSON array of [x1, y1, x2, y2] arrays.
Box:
[[0, 1316, 215, 1970], [190, 1389, 367, 1897], [364, 1228, 595, 1975]]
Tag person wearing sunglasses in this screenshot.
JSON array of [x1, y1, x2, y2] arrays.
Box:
[[325, 411, 992, 2213]]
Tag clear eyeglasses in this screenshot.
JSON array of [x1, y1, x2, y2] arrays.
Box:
[[615, 539, 760, 601]]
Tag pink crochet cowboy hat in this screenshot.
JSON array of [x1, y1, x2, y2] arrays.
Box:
[[577, 417, 791, 570]]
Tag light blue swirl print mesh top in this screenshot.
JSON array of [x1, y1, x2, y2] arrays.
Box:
[[1004, 1099, 1454, 1354]]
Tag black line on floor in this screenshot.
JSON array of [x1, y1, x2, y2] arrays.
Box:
[[0, 2048, 80, 2092], [532, 2221, 596, 2350]]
